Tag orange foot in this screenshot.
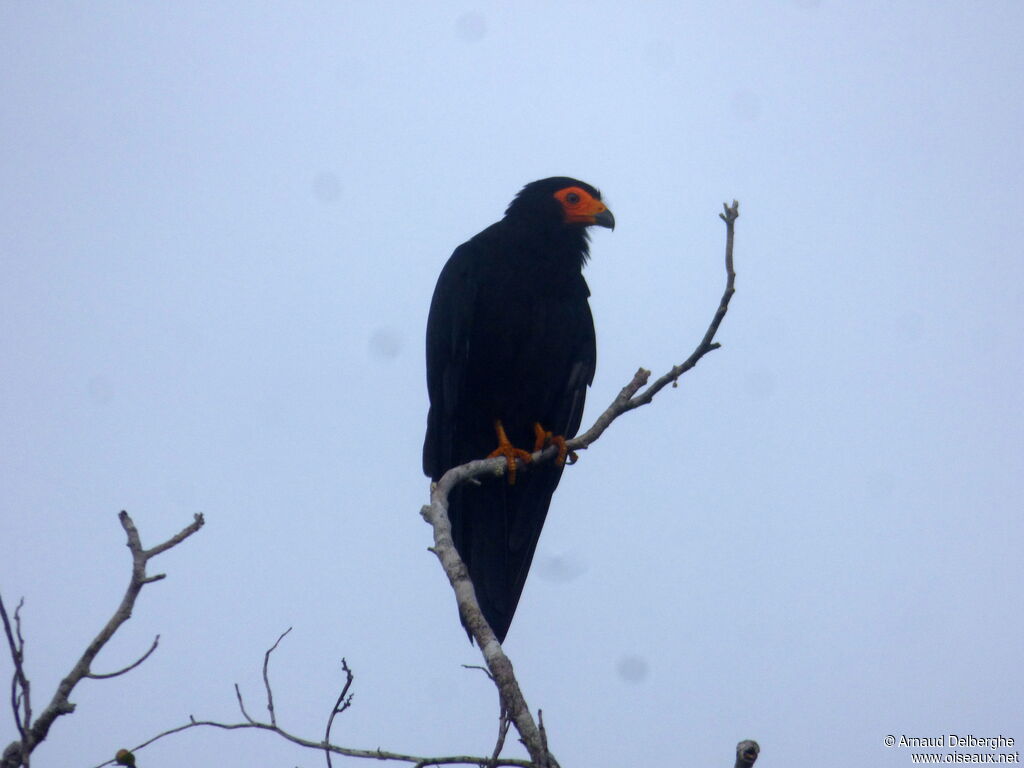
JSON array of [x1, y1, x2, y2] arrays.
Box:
[[532, 423, 578, 467], [487, 420, 533, 484]]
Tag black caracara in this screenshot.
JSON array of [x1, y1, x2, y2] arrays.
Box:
[[423, 177, 614, 642]]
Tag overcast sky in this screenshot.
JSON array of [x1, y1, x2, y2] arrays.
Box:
[[2, 2, 1022, 767]]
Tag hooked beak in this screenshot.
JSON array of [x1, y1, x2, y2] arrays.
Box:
[[592, 208, 615, 230]]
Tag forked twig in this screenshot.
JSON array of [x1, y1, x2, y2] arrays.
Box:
[[107, 632, 532, 768], [1, 597, 30, 763], [324, 658, 354, 768]]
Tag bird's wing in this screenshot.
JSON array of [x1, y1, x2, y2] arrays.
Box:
[[423, 240, 479, 479], [560, 293, 597, 440]]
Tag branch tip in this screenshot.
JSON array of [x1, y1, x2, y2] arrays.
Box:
[[720, 200, 739, 223], [86, 635, 160, 679], [262, 628, 292, 726]]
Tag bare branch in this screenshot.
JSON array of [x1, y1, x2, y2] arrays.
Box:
[[572, 200, 739, 445], [1, 596, 30, 764], [537, 710, 558, 768], [234, 684, 256, 726], [620, 200, 738, 411], [488, 704, 510, 768], [2, 511, 205, 768], [142, 514, 205, 558], [421, 202, 741, 767], [262, 627, 292, 726], [118, 719, 533, 768], [420, 495, 550, 766], [460, 664, 494, 682], [117, 631, 532, 768], [86, 636, 160, 680], [324, 658, 355, 768]]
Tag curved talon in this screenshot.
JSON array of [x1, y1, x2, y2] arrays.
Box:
[[488, 420, 532, 484], [550, 435, 570, 466], [532, 423, 572, 467], [533, 423, 551, 452]]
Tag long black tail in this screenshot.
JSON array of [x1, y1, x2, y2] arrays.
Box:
[[447, 463, 563, 643]]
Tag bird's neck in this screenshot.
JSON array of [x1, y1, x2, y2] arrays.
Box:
[[507, 219, 591, 272]]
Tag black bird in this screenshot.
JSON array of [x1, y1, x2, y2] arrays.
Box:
[[423, 177, 614, 642]]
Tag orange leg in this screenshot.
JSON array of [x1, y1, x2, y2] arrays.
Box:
[[532, 423, 577, 467], [487, 420, 533, 484]]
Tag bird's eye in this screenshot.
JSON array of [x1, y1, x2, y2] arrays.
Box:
[[566, 192, 581, 205]]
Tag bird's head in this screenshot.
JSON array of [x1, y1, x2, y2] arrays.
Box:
[[505, 177, 615, 231]]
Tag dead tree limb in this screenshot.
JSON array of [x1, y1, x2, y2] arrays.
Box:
[[99, 632, 533, 768], [421, 201, 740, 767], [0, 511, 204, 768]]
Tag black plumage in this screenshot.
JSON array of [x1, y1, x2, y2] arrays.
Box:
[[423, 177, 614, 642]]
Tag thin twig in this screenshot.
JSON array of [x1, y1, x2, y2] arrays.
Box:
[[536, 710, 551, 768], [487, 704, 510, 768], [234, 684, 256, 725], [461, 664, 495, 682], [0, 597, 30, 763], [572, 200, 740, 444], [12, 603, 28, 750], [324, 658, 354, 768], [86, 636, 160, 680], [263, 627, 292, 726], [622, 200, 738, 411]]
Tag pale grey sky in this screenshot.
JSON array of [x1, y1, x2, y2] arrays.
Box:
[[2, 2, 1022, 767]]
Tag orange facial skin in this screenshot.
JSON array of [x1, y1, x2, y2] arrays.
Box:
[[553, 186, 615, 228]]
